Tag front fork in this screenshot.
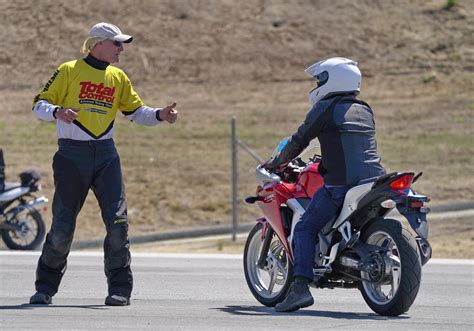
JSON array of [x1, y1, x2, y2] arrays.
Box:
[[257, 220, 274, 269]]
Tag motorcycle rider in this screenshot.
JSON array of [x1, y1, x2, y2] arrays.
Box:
[[29, 22, 178, 306], [263, 57, 386, 312]]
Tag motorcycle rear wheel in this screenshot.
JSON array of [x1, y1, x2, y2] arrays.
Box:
[[359, 218, 421, 316], [243, 222, 293, 307], [2, 209, 45, 250]]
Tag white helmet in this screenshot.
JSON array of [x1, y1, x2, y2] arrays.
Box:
[[305, 57, 361, 106]]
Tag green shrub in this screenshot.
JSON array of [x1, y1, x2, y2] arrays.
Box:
[[445, 0, 459, 9]]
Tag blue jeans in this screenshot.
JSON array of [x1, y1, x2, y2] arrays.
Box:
[[293, 185, 350, 280]]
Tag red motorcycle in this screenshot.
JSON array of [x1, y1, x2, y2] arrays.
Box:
[[243, 138, 432, 316]]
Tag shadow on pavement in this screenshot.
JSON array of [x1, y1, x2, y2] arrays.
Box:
[[213, 305, 410, 320], [0, 304, 108, 310]]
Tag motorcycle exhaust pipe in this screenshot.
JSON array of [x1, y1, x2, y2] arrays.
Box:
[[339, 256, 360, 269], [0, 222, 22, 231], [29, 196, 49, 207], [23, 196, 48, 211], [416, 237, 432, 265]]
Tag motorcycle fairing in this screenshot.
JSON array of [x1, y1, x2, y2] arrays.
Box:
[[332, 182, 374, 229]]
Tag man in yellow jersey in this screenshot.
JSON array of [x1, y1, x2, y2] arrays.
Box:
[[29, 22, 178, 306]]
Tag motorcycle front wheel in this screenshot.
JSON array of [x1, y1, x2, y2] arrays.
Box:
[[2, 209, 46, 250], [359, 218, 422, 316], [243, 222, 293, 307]]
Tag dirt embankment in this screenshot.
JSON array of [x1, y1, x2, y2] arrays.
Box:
[[1, 0, 472, 89], [0, 0, 472, 246]]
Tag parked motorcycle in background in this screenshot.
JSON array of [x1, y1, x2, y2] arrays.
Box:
[[0, 149, 47, 250], [243, 138, 432, 316]]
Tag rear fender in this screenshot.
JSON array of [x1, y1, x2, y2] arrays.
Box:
[[396, 192, 430, 239], [398, 209, 429, 239]]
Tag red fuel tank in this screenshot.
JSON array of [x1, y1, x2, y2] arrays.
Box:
[[297, 162, 324, 198]]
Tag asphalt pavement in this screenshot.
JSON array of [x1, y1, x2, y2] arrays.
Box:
[[0, 252, 473, 330]]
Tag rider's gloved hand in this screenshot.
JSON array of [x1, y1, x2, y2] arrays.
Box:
[[262, 158, 286, 172], [261, 158, 278, 171]]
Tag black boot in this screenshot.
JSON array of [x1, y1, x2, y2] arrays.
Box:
[[29, 292, 52, 305], [105, 294, 130, 306], [275, 282, 314, 312]]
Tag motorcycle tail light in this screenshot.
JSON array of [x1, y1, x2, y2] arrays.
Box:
[[409, 201, 424, 208], [389, 174, 414, 191]]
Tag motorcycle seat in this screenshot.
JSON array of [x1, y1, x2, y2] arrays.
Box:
[[0, 183, 28, 202]]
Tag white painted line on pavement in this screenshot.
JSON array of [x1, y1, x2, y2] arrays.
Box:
[[0, 250, 472, 264], [427, 258, 474, 265], [0, 250, 243, 260]]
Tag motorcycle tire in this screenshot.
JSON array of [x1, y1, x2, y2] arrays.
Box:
[[359, 218, 421, 316], [2, 209, 46, 250], [243, 222, 293, 307]]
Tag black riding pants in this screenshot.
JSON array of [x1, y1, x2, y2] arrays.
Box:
[[35, 139, 132, 297]]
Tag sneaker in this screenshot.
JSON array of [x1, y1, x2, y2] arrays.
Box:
[[275, 282, 314, 312], [29, 292, 52, 305], [105, 294, 130, 306]]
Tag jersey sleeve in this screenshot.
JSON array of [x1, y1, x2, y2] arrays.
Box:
[[32, 63, 69, 109], [119, 72, 145, 113], [119, 72, 161, 126]]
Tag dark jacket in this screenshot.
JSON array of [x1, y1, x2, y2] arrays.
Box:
[[270, 94, 386, 186]]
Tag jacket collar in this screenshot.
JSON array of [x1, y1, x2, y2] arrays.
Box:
[[84, 54, 109, 70]]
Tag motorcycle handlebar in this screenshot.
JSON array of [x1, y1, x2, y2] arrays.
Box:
[[256, 166, 281, 184], [257, 157, 314, 185]]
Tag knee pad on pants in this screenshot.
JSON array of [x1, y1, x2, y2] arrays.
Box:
[[104, 224, 130, 270]]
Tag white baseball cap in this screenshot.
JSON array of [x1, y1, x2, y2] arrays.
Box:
[[80, 22, 133, 53], [88, 22, 133, 43]]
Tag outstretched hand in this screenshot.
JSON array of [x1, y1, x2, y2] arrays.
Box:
[[55, 108, 80, 124], [159, 102, 178, 123]]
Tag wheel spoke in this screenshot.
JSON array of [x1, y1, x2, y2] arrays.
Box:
[[374, 285, 385, 299], [390, 266, 401, 297], [381, 238, 391, 249], [389, 254, 401, 266], [267, 269, 278, 293], [274, 258, 286, 275]]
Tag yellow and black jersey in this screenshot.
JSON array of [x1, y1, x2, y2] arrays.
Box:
[[33, 57, 159, 140]]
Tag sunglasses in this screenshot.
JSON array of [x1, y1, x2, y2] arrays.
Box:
[[112, 40, 123, 47]]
